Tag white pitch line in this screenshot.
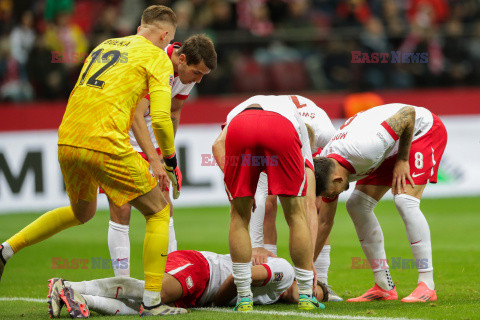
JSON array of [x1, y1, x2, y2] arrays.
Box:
[[0, 297, 46, 303], [194, 307, 426, 320], [1, 297, 426, 320]]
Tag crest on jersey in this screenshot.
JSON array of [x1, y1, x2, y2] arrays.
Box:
[[186, 276, 194, 289], [274, 272, 284, 282], [169, 74, 174, 87]]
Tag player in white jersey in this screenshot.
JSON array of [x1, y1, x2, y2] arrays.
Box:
[[213, 95, 324, 311], [247, 95, 342, 301], [46, 250, 328, 316], [313, 103, 447, 303], [104, 35, 217, 277]]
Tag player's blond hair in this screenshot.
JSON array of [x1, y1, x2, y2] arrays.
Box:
[[141, 5, 177, 27]]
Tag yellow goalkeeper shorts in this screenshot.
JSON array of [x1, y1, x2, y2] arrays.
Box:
[[58, 145, 157, 206]]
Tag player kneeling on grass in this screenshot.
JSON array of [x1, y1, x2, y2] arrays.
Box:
[[213, 95, 323, 312], [314, 103, 447, 303], [47, 250, 327, 318]]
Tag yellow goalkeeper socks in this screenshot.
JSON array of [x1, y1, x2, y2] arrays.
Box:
[[6, 206, 82, 253], [143, 204, 170, 300]]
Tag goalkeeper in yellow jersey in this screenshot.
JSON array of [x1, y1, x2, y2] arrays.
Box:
[[0, 5, 186, 317]]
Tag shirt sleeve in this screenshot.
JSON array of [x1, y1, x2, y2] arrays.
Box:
[[261, 258, 295, 302], [150, 90, 175, 156], [146, 52, 173, 95]]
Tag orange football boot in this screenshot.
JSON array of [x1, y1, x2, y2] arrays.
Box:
[[347, 284, 398, 302], [401, 282, 437, 303]]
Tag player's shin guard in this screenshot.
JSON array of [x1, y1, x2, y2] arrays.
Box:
[[108, 221, 130, 277], [6, 206, 82, 254], [395, 194, 434, 290], [83, 295, 138, 316], [347, 190, 394, 290], [232, 262, 253, 298], [315, 245, 331, 285], [168, 217, 177, 253], [295, 267, 314, 296], [143, 204, 170, 307]]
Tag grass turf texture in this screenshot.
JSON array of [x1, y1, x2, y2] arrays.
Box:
[[0, 196, 479, 320]]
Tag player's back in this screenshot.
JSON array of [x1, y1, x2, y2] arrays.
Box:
[[58, 35, 173, 156]]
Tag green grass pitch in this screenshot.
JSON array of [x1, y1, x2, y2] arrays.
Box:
[[0, 196, 479, 319]]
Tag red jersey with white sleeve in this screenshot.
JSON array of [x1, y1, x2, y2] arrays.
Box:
[[197, 252, 295, 307], [225, 95, 314, 168], [129, 42, 195, 152], [320, 103, 441, 183]]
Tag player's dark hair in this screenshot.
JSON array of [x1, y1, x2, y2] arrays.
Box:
[[178, 34, 217, 70], [141, 5, 177, 27], [314, 157, 335, 196]]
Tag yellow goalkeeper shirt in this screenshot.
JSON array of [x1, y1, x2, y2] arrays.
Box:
[[58, 35, 174, 156]]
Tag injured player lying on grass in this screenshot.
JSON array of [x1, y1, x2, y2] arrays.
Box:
[[47, 250, 328, 318]]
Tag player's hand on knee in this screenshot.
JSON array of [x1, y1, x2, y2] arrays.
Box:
[[163, 153, 182, 199], [252, 247, 276, 266], [151, 159, 170, 190], [392, 159, 415, 195]]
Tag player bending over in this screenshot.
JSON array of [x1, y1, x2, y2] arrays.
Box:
[[1, 5, 186, 316], [213, 95, 323, 312], [248, 95, 342, 301], [105, 34, 217, 276], [46, 250, 327, 317], [314, 103, 447, 303]]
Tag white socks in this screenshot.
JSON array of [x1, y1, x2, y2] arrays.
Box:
[[108, 221, 130, 277], [168, 217, 177, 253], [395, 194, 434, 290], [264, 244, 277, 256], [294, 267, 314, 296], [347, 190, 393, 290], [143, 290, 161, 307], [315, 245, 331, 285], [1, 242, 13, 262], [374, 269, 395, 291], [108, 216, 177, 277], [65, 277, 144, 300], [83, 295, 139, 315], [232, 262, 252, 298]]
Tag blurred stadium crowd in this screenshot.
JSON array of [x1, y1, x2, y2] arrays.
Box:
[[1, 0, 480, 102]]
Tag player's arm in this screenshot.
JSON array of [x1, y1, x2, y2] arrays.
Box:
[[314, 197, 338, 261], [171, 97, 184, 136], [385, 106, 416, 194], [148, 56, 182, 198], [305, 167, 318, 257], [213, 265, 269, 306], [212, 127, 227, 172], [131, 97, 169, 189], [251, 182, 277, 265], [150, 90, 182, 198]]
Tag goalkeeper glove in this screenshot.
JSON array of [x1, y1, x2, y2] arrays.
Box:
[[163, 153, 182, 199]]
